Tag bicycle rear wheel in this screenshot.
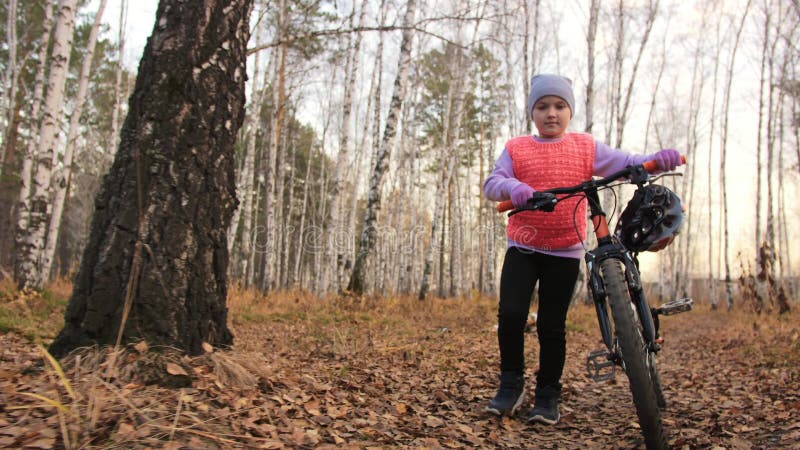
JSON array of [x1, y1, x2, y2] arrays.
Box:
[[601, 258, 668, 450]]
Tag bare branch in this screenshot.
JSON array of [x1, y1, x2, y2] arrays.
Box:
[[247, 15, 494, 55]]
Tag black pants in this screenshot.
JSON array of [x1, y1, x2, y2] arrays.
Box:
[[497, 247, 580, 388]]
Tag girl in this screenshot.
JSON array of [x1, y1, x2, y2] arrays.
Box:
[[482, 74, 681, 424]]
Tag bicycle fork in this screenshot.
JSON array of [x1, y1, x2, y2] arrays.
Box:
[[585, 248, 659, 382]]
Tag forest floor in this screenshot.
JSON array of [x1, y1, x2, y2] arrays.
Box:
[[0, 279, 799, 449]]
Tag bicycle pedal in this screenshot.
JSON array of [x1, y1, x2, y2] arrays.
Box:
[[655, 297, 693, 316], [586, 349, 616, 382]]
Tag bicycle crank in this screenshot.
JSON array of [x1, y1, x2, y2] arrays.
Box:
[[586, 349, 617, 382]]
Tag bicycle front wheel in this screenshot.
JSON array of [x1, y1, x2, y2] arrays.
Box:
[[601, 258, 668, 450]]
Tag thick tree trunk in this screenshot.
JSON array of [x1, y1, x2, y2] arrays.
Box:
[[348, 0, 416, 294], [41, 0, 108, 283], [15, 0, 78, 290], [49, 0, 253, 358]]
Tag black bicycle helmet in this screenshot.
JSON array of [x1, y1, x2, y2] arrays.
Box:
[[614, 184, 684, 252]]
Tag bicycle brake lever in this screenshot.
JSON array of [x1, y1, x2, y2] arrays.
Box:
[[648, 172, 683, 184], [507, 197, 556, 216]]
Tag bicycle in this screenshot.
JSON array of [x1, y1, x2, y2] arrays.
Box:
[[497, 159, 693, 450]]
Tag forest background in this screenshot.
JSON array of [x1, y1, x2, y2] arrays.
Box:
[[1, 0, 799, 310]]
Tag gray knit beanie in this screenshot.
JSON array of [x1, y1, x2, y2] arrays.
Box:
[[526, 74, 575, 119]]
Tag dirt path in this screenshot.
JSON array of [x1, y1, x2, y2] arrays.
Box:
[[226, 303, 800, 449], [1, 298, 798, 449]]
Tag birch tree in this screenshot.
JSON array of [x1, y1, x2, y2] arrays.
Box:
[[40, 0, 108, 284], [109, 0, 127, 155], [348, 0, 417, 295], [720, 0, 752, 309], [229, 0, 266, 286], [706, 4, 723, 310], [585, 0, 600, 134], [324, 1, 367, 293], [0, 0, 18, 172], [13, 0, 55, 274], [419, 45, 461, 300], [261, 0, 287, 291], [50, 0, 254, 358], [614, 0, 658, 148], [15, 0, 78, 290]]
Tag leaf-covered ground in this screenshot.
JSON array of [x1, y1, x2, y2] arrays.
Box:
[[1, 284, 798, 449]]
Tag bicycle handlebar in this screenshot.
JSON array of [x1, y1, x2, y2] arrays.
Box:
[[496, 155, 686, 213]]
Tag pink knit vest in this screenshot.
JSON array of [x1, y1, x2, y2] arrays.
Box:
[[506, 133, 595, 249]]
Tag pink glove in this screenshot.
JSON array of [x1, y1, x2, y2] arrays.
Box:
[[653, 149, 682, 171], [510, 183, 535, 208]]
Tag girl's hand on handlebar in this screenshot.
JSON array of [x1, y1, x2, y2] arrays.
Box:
[[653, 149, 683, 171], [511, 183, 535, 208], [529, 192, 557, 212]]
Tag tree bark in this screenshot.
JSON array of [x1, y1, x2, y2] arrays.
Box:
[[348, 0, 416, 294], [49, 0, 253, 358]]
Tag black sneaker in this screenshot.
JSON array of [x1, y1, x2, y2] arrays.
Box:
[[527, 385, 560, 424], [485, 372, 525, 416]]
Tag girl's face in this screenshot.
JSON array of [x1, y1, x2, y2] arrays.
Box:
[[532, 96, 571, 138]]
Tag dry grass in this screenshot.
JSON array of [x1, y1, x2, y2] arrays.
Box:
[[709, 306, 800, 368], [0, 278, 68, 339], [226, 285, 501, 346]]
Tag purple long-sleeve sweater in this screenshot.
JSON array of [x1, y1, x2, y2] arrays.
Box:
[[483, 135, 658, 259]]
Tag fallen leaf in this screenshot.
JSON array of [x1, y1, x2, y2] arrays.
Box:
[[202, 342, 214, 353], [425, 415, 444, 428], [165, 363, 188, 376], [22, 438, 55, 449], [133, 341, 148, 353]]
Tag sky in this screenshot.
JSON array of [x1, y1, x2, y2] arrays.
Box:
[[93, 0, 158, 68]]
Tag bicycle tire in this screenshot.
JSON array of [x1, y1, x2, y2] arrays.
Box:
[[601, 258, 668, 450], [648, 352, 667, 409]]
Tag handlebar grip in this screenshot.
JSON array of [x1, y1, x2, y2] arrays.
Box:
[[643, 154, 686, 173], [497, 200, 514, 212]]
